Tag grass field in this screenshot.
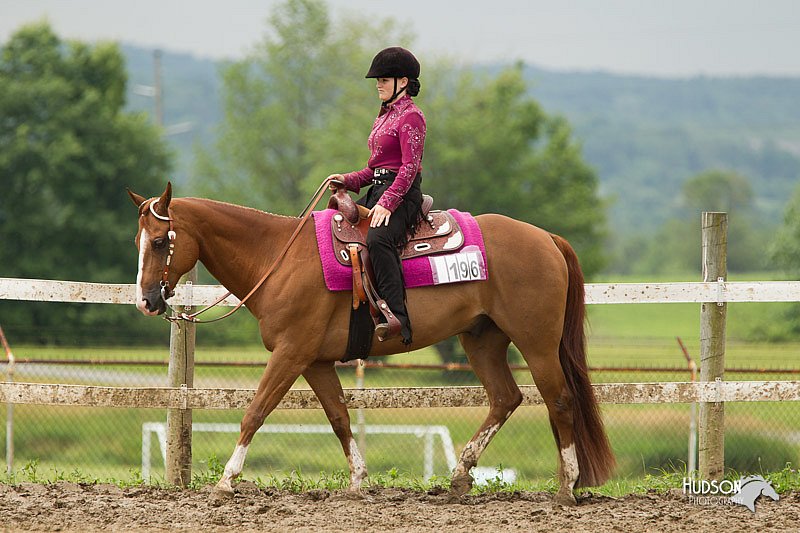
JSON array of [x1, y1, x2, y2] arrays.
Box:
[[2, 280, 799, 488]]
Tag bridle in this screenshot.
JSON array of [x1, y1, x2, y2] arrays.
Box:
[[147, 200, 177, 302], [142, 178, 332, 324]]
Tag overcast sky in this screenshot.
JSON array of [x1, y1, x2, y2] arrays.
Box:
[[2, 0, 799, 77]]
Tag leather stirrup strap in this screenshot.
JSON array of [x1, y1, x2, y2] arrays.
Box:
[[349, 244, 367, 310]]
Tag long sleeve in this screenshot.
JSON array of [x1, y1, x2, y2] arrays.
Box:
[[340, 94, 425, 206], [342, 167, 373, 193], [376, 111, 426, 212]]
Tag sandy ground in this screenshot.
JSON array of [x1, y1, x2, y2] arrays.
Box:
[[0, 482, 796, 532]]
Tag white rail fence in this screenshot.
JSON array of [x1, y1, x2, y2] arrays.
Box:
[[4, 276, 800, 306], [3, 277, 800, 469]]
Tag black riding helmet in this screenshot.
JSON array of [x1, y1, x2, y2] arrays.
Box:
[[365, 47, 420, 78], [365, 47, 421, 104]]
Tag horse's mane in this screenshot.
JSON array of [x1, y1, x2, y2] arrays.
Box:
[[179, 197, 300, 221]]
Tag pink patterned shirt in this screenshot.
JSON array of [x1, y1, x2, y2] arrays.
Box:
[[342, 93, 426, 212]]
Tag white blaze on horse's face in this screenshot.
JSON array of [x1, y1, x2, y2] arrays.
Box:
[[135, 228, 160, 316]]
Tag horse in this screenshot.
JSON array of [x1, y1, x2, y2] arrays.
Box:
[[127, 182, 615, 505]]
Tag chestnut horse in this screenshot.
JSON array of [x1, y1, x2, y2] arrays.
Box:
[[127, 183, 614, 505]]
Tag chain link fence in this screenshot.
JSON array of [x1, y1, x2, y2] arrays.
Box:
[[2, 328, 798, 485]]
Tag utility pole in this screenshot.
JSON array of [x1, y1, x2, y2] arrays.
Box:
[[153, 49, 163, 127], [134, 50, 192, 135]]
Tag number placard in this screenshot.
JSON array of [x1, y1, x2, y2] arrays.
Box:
[[429, 246, 487, 285]]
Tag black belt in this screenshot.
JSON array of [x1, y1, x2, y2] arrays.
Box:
[[372, 168, 397, 184]]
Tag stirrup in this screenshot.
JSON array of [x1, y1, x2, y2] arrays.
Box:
[[375, 323, 390, 342], [374, 321, 401, 342], [373, 299, 402, 341]]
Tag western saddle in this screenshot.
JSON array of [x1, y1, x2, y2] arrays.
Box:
[[326, 180, 465, 340]]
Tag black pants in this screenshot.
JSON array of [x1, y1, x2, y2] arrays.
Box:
[[357, 174, 422, 344]]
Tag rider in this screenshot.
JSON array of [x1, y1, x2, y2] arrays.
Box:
[[328, 47, 426, 345]]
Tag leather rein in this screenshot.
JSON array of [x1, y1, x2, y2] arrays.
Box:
[[151, 179, 332, 324]]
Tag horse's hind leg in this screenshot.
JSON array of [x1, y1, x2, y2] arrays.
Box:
[[303, 361, 367, 490], [451, 321, 521, 496], [516, 341, 578, 506], [215, 350, 309, 495]]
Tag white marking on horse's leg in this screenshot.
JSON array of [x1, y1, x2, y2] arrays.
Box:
[[560, 443, 579, 491], [215, 444, 249, 493], [135, 229, 149, 314], [452, 423, 500, 480], [347, 438, 367, 490]]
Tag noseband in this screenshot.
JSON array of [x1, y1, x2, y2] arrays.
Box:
[[147, 200, 177, 301]]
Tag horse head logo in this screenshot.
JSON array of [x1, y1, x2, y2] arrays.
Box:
[[730, 475, 779, 513]]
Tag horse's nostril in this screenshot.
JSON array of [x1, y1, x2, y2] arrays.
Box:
[[144, 296, 160, 312], [142, 293, 166, 315]]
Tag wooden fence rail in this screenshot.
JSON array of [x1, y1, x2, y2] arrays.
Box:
[[2, 381, 800, 410], [3, 277, 800, 306]]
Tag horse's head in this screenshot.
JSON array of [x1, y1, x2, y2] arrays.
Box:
[[127, 182, 198, 316]]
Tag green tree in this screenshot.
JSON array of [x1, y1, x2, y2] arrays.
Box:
[[763, 185, 800, 341], [629, 169, 767, 275], [0, 22, 171, 344], [423, 65, 606, 276], [771, 184, 800, 273], [682, 170, 754, 213], [193, 0, 408, 213]]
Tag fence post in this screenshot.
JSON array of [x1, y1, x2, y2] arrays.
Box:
[[698, 212, 727, 480], [1, 325, 15, 476], [166, 267, 196, 487]]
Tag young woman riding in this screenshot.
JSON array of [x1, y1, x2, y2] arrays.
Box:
[[327, 47, 426, 345]]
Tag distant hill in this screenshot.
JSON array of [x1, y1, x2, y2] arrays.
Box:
[[121, 45, 800, 238], [524, 67, 800, 233]]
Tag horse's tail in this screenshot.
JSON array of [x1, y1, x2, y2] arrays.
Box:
[[550, 233, 616, 487]]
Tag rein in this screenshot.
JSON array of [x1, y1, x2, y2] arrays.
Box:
[[158, 179, 333, 324]]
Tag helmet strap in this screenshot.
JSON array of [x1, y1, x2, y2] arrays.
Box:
[[382, 78, 405, 108]]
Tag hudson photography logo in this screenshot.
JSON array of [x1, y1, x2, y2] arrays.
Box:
[[683, 475, 780, 512]]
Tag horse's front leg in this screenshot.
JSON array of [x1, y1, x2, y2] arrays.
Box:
[[303, 361, 367, 490], [215, 350, 309, 495]]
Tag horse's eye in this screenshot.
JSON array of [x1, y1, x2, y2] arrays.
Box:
[[153, 238, 167, 250]]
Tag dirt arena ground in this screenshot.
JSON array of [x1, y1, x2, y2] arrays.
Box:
[[0, 482, 796, 532]]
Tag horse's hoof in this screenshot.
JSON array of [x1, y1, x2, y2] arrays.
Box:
[[443, 492, 464, 504], [553, 491, 577, 507], [343, 489, 365, 500], [347, 482, 366, 494], [450, 473, 473, 497], [213, 479, 235, 499]]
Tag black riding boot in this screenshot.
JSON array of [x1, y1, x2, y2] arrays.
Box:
[[360, 175, 422, 345], [367, 223, 413, 343]]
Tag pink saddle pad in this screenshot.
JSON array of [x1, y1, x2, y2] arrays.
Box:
[[311, 208, 488, 291]]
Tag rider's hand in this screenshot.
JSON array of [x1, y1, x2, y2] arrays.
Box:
[[369, 204, 392, 227], [327, 174, 343, 192]]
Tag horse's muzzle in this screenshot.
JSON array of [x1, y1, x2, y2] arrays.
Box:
[[137, 288, 168, 316]]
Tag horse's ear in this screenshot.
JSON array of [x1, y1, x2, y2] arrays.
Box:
[[155, 182, 172, 217], [127, 188, 147, 208]]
